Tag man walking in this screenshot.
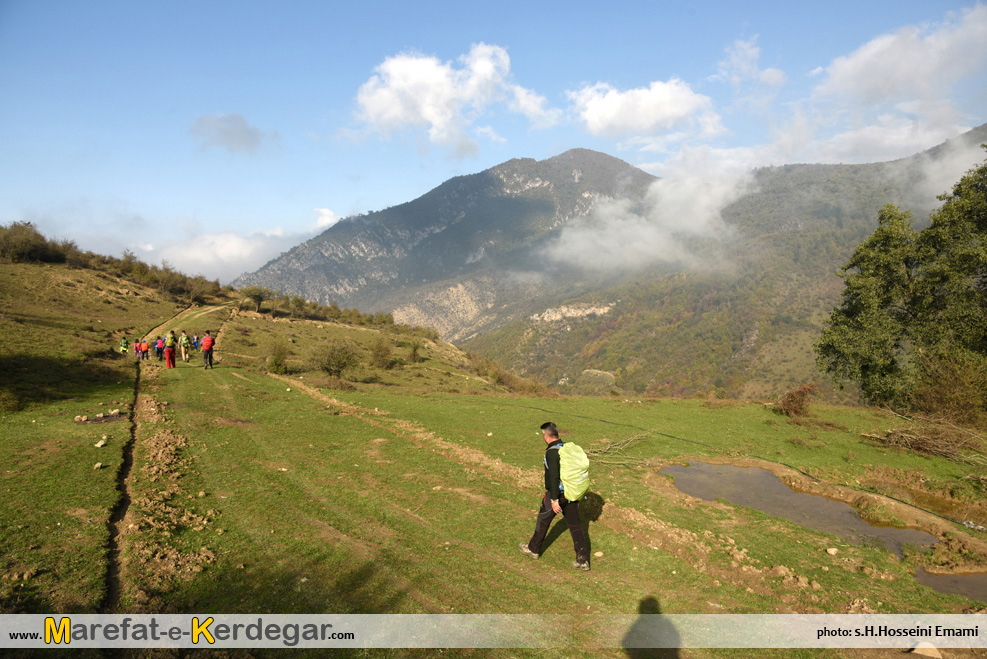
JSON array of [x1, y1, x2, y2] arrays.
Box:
[[201, 330, 215, 369], [519, 422, 590, 570]]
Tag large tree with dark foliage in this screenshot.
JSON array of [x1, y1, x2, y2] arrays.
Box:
[[816, 149, 987, 418]]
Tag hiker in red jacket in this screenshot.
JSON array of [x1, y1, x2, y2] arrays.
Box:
[[201, 330, 215, 369]]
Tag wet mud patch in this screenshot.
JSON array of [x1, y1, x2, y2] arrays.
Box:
[[661, 460, 987, 603], [862, 465, 987, 528]]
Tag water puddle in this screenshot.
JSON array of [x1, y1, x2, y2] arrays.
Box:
[[915, 567, 987, 603], [660, 461, 987, 602], [659, 461, 936, 556]]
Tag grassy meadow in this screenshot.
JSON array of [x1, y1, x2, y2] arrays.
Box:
[[2, 262, 986, 658]]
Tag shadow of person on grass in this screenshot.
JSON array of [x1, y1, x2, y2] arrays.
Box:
[[623, 596, 681, 658]]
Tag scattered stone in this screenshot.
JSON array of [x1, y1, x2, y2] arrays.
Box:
[[487, 432, 493, 436], [96, 413, 104, 419], [810, 581, 822, 590], [236, 564, 245, 569], [94, 440, 106, 448], [198, 491, 206, 498], [80, 416, 88, 422], [286, 388, 291, 392], [93, 463, 103, 470], [102, 434, 108, 440], [909, 642, 943, 658], [826, 548, 838, 556], [109, 409, 120, 416], [594, 551, 604, 558], [75, 416, 82, 422], [432, 486, 442, 490]]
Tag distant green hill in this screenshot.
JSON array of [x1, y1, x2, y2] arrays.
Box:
[[466, 127, 987, 400]]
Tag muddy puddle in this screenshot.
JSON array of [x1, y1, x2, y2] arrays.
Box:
[[915, 567, 987, 603], [660, 461, 987, 602], [659, 461, 936, 556]]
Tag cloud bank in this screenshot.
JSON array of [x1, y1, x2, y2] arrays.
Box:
[[544, 155, 754, 272]]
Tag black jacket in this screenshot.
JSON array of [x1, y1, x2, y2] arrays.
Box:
[[543, 439, 563, 500]]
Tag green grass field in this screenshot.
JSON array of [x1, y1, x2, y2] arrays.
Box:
[[2, 262, 986, 658]]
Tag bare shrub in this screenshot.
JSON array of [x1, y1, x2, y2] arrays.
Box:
[[910, 349, 987, 429], [864, 412, 987, 466], [779, 383, 818, 417]]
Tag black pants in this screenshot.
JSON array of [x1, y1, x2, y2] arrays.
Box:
[[526, 492, 588, 562], [203, 348, 213, 368]]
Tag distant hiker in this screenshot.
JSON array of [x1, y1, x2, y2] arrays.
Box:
[[192, 333, 199, 351], [133, 340, 140, 359], [120, 337, 128, 354], [140, 339, 149, 360], [164, 330, 177, 369], [179, 330, 191, 362], [519, 421, 590, 571], [201, 330, 215, 369], [155, 336, 164, 361]]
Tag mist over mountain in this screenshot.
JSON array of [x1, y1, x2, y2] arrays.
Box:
[[236, 126, 987, 398]]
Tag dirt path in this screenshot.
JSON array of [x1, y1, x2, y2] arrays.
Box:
[[100, 303, 227, 613]]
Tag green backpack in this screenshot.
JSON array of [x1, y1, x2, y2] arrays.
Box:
[[551, 442, 590, 501]]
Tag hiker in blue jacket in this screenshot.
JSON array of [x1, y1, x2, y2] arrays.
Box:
[[519, 421, 590, 570]]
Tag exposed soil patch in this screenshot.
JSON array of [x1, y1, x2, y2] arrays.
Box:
[[119, 368, 219, 612], [863, 465, 987, 528]]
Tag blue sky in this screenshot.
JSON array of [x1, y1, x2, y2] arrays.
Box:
[[1, 1, 985, 282]]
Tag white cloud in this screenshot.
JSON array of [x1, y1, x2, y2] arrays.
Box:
[[567, 79, 723, 140], [715, 37, 786, 88], [141, 226, 301, 284], [544, 152, 752, 272], [813, 5, 987, 117], [313, 208, 340, 230], [355, 43, 558, 157], [189, 113, 281, 155], [830, 8, 984, 95], [475, 125, 506, 143]]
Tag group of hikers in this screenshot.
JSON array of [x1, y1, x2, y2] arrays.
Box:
[[119, 330, 216, 369]]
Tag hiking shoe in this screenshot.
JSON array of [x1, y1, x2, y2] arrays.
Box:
[[518, 543, 539, 560], [572, 561, 590, 571]]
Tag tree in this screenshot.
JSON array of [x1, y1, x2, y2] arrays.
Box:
[[238, 285, 274, 313], [309, 341, 359, 378], [815, 204, 919, 406], [816, 149, 987, 412], [369, 336, 393, 369]]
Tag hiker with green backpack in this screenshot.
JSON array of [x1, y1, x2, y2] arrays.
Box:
[[519, 421, 591, 571]]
